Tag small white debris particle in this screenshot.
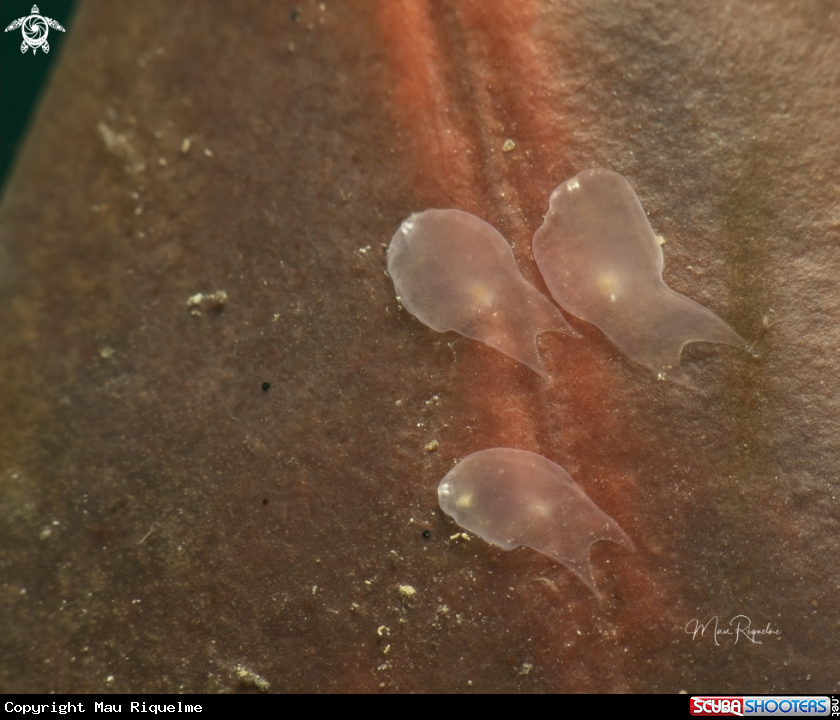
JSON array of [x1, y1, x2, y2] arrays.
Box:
[[398, 584, 416, 599], [181, 138, 191, 153], [234, 664, 270, 692], [502, 138, 516, 152], [535, 577, 559, 593], [519, 663, 533, 676], [96, 122, 145, 173], [204, 148, 214, 157], [377, 625, 389, 637], [424, 440, 439, 452], [186, 290, 227, 314], [99, 347, 115, 360]]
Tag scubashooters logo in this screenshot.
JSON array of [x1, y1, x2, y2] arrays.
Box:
[[690, 696, 831, 717], [4, 5, 65, 55]]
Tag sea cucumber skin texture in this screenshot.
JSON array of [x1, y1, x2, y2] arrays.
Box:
[[438, 448, 634, 597], [532, 168, 755, 385], [387, 209, 577, 377]]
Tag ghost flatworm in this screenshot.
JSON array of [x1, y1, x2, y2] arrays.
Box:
[[387, 209, 577, 377], [532, 168, 756, 385], [438, 448, 634, 597]]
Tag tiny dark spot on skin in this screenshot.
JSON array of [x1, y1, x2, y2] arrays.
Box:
[[422, 530, 431, 539], [262, 498, 269, 505], [262, 382, 271, 392], [290, 9, 300, 21]]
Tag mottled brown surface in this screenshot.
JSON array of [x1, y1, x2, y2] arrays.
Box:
[[1, 0, 838, 693]]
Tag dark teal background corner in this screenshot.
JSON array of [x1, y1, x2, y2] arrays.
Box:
[[1, 0, 77, 196]]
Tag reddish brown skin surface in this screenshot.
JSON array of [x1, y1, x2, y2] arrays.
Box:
[[1, 0, 838, 693]]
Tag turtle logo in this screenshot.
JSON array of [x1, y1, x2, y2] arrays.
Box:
[[4, 5, 65, 55]]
